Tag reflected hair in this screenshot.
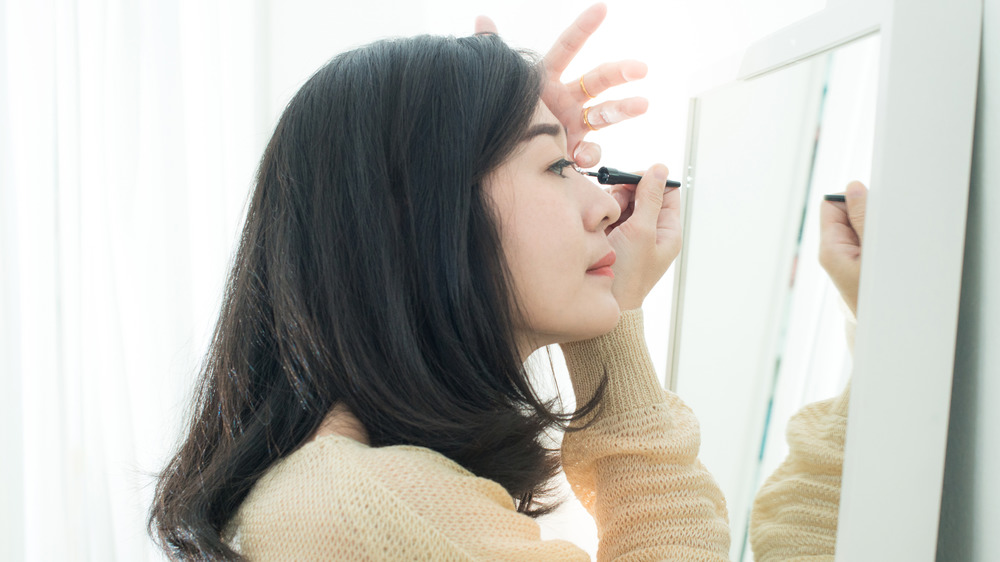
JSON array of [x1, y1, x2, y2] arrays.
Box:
[[148, 33, 605, 560]]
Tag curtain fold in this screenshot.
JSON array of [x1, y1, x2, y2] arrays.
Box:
[[1, 1, 264, 559]]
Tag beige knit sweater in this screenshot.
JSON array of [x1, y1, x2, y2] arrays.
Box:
[[748, 384, 849, 561], [224, 308, 732, 560], [747, 315, 855, 561]]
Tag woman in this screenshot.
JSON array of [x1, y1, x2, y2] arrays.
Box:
[[148, 5, 731, 560]]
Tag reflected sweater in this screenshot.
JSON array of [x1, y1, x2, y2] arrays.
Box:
[[749, 384, 849, 561], [223, 309, 732, 560], [748, 313, 855, 561]]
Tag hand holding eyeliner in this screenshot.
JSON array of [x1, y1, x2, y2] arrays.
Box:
[[579, 166, 682, 188]]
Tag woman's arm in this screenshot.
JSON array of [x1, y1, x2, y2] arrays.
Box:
[[749, 383, 850, 561], [560, 309, 731, 561], [749, 181, 868, 560]]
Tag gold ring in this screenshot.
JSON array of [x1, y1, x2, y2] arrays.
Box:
[[582, 106, 598, 131], [579, 75, 596, 99]]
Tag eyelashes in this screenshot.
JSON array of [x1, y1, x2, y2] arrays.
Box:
[[548, 158, 579, 178]]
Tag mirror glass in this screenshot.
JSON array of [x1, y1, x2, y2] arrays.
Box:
[[668, 32, 881, 561]]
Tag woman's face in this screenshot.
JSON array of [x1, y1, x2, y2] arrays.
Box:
[[486, 102, 622, 360]]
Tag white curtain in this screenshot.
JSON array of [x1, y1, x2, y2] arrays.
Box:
[[0, 0, 265, 559]]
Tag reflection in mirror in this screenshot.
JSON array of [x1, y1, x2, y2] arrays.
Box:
[[668, 33, 880, 561]]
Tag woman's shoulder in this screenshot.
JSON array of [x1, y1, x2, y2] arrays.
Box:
[[241, 435, 513, 511], [225, 436, 590, 560], [226, 436, 523, 559]]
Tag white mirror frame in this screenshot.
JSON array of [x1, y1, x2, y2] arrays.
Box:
[[670, 0, 982, 559]]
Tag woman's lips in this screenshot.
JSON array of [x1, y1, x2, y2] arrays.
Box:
[[587, 266, 615, 278], [587, 251, 616, 277]]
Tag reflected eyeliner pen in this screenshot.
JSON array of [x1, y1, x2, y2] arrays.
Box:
[[578, 166, 682, 188]]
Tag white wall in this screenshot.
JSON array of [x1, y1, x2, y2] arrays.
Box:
[[936, 0, 1000, 558]]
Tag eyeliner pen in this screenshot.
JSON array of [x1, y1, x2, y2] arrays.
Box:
[[582, 166, 682, 188]]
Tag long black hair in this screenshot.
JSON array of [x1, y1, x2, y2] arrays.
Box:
[[149, 33, 604, 560]]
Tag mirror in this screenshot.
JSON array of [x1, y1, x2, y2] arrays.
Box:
[[668, 33, 880, 560]]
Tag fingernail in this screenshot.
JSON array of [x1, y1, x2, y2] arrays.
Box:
[[599, 107, 623, 125], [622, 62, 648, 81], [574, 150, 592, 168]]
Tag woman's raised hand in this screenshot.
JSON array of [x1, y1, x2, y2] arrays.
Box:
[[603, 165, 681, 311], [474, 3, 648, 168], [819, 181, 869, 316]]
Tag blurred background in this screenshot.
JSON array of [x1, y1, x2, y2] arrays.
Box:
[[0, 0, 825, 559]]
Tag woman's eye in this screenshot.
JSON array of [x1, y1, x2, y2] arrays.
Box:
[[548, 158, 577, 178]]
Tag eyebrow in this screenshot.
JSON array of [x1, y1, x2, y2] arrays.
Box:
[[521, 123, 567, 142]]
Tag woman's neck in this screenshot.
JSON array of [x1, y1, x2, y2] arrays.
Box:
[[308, 402, 370, 445]]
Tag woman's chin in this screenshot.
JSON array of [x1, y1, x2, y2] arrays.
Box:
[[526, 296, 621, 348], [569, 299, 621, 342], [595, 301, 622, 334]]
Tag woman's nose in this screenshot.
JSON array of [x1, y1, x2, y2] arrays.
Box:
[[578, 174, 621, 232]]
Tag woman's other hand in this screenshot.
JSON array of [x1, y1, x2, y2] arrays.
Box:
[[474, 3, 648, 168], [819, 181, 869, 316], [603, 164, 680, 311]]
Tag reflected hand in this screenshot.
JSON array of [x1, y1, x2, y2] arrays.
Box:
[[474, 4, 648, 168], [819, 181, 868, 316], [603, 164, 680, 311]]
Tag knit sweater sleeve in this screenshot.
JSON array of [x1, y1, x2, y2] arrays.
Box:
[[558, 308, 730, 561], [747, 385, 849, 561], [747, 312, 855, 561]]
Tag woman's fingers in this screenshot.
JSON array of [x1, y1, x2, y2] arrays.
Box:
[[819, 181, 868, 252], [632, 164, 669, 225], [576, 60, 648, 102], [598, 167, 669, 232], [604, 164, 676, 310], [579, 97, 649, 131], [657, 179, 682, 246], [473, 15, 498, 35], [572, 140, 602, 168], [542, 3, 607, 76], [845, 181, 868, 243], [818, 181, 869, 315], [819, 200, 859, 252], [535, 4, 650, 168], [562, 98, 646, 167]]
